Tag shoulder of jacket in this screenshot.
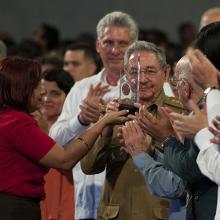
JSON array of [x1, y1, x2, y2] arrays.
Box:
[[164, 96, 185, 110]]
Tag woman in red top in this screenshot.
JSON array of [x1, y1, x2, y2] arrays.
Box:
[[0, 56, 127, 220]]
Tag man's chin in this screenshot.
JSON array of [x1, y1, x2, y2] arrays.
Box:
[[109, 65, 123, 74], [139, 92, 155, 102]]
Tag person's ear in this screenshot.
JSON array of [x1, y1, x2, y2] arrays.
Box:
[[96, 39, 100, 53], [88, 62, 97, 75], [182, 80, 192, 100], [163, 64, 170, 82]]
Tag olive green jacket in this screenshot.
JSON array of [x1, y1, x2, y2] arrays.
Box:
[[81, 91, 184, 220]]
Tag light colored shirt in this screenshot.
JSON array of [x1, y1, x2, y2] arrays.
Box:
[[195, 89, 220, 220], [50, 69, 120, 219], [133, 150, 186, 220], [163, 82, 175, 97]]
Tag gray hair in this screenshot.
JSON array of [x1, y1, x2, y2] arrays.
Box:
[[176, 56, 203, 94], [96, 11, 138, 42], [124, 41, 167, 69]]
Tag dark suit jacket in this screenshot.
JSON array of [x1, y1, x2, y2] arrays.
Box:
[[164, 138, 217, 220]]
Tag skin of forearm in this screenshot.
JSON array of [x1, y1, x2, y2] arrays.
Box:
[[62, 119, 106, 169]]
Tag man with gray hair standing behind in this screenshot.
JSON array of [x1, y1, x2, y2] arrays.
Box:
[[50, 11, 138, 220]]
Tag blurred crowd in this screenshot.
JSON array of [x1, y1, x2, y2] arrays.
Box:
[[0, 6, 220, 220]]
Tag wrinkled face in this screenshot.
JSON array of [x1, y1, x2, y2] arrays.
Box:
[[126, 51, 166, 104], [174, 58, 192, 107], [30, 82, 43, 112], [63, 50, 96, 81], [40, 80, 66, 121], [96, 26, 133, 75]]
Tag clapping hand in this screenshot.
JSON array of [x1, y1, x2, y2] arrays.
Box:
[[187, 49, 220, 89], [120, 120, 152, 158], [128, 103, 174, 142], [209, 116, 220, 144], [168, 100, 208, 140], [78, 83, 110, 125]]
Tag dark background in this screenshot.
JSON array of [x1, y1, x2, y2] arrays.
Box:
[[0, 0, 219, 42]]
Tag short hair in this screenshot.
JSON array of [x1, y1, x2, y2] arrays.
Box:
[[124, 41, 167, 69], [66, 42, 102, 72], [41, 23, 60, 50], [195, 21, 220, 70], [39, 55, 63, 69], [42, 69, 74, 95], [8, 39, 42, 59], [96, 11, 138, 42], [0, 56, 41, 113]]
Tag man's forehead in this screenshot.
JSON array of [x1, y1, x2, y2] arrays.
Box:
[[128, 51, 158, 65], [176, 68, 192, 82], [100, 26, 132, 39], [176, 57, 192, 77]]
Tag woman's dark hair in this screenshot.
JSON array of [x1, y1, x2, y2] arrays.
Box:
[[0, 56, 41, 113], [195, 21, 220, 70], [42, 69, 74, 95]]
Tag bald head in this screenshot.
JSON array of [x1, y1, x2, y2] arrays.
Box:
[[175, 56, 192, 81], [200, 7, 220, 30], [175, 56, 203, 98]]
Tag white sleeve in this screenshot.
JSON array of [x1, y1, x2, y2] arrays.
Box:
[[195, 128, 220, 184], [195, 89, 220, 185], [49, 82, 89, 145]]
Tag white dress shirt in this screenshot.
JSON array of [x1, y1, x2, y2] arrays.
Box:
[[50, 69, 120, 219], [195, 89, 220, 220]]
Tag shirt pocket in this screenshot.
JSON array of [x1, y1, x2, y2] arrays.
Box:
[[97, 204, 120, 219], [153, 207, 169, 220]]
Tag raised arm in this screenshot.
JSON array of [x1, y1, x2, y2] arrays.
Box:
[[40, 110, 128, 170], [50, 81, 109, 145]]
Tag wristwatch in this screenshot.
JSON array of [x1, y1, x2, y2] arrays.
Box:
[[204, 86, 218, 96]]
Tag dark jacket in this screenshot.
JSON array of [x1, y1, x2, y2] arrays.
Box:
[[164, 138, 217, 220]]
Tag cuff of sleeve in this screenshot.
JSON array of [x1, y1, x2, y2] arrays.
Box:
[[69, 116, 89, 134], [194, 127, 214, 151], [133, 153, 154, 170]]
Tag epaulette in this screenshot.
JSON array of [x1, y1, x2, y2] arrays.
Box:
[[164, 96, 186, 113]]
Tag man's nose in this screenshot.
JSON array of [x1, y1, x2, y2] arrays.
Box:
[[139, 72, 148, 82], [111, 44, 121, 54], [42, 94, 50, 102]]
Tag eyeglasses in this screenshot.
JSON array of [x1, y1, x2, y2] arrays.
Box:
[[170, 79, 181, 87], [127, 67, 162, 77], [170, 78, 188, 87]]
